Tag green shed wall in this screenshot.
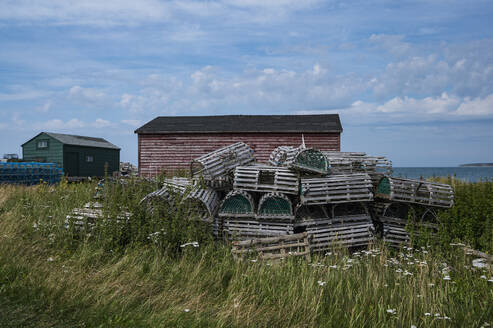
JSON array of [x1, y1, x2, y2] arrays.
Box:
[[63, 145, 119, 177], [22, 133, 64, 167]]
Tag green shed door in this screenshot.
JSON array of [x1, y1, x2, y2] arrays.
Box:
[[64, 152, 79, 176]]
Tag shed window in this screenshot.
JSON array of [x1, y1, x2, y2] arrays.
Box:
[[86, 155, 94, 163], [37, 140, 49, 149]]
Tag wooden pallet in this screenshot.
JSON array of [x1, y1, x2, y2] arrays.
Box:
[[233, 165, 299, 194], [223, 218, 294, 240], [231, 232, 311, 260], [375, 176, 454, 208], [269, 146, 329, 175], [300, 174, 373, 205], [191, 142, 255, 181]]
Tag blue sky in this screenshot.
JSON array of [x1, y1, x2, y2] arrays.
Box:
[[1, 0, 492, 166]]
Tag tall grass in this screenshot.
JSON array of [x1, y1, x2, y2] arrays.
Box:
[[432, 177, 493, 253], [0, 179, 492, 327]]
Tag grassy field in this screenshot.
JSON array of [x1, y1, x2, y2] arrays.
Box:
[[0, 179, 492, 327]]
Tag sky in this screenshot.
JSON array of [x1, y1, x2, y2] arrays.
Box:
[[0, 0, 492, 166]]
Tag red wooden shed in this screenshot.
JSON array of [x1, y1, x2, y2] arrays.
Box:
[[134, 114, 343, 176]]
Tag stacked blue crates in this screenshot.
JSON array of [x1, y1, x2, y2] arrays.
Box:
[[0, 162, 63, 185]]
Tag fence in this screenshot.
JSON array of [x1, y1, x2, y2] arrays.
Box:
[[0, 162, 63, 185]]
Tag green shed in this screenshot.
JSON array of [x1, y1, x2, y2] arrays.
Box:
[[22, 132, 120, 177]]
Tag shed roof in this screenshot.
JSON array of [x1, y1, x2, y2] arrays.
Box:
[[22, 132, 120, 150], [135, 114, 342, 134]]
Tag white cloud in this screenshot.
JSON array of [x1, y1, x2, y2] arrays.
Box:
[[298, 93, 493, 124], [92, 118, 112, 128], [0, 90, 47, 101], [120, 93, 133, 106], [35, 118, 86, 130], [119, 64, 367, 115], [369, 34, 410, 57], [36, 102, 52, 113], [0, 0, 322, 26], [373, 40, 493, 99], [69, 85, 105, 101], [0, 0, 171, 26], [455, 94, 493, 116], [121, 119, 141, 127]]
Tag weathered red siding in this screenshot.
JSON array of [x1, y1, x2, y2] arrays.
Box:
[[138, 132, 340, 176]]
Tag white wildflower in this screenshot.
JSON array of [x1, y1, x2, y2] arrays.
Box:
[[317, 280, 326, 286], [435, 313, 441, 317], [480, 275, 487, 279], [386, 309, 396, 315], [33, 223, 38, 229], [47, 257, 54, 262], [411, 325, 417, 328], [443, 275, 451, 281], [404, 270, 413, 276], [424, 313, 431, 316], [428, 283, 435, 287], [384, 284, 388, 287], [250, 259, 257, 263], [473, 258, 487, 268], [488, 278, 493, 282], [180, 241, 199, 248], [184, 308, 190, 313], [396, 268, 403, 273], [329, 265, 337, 269]]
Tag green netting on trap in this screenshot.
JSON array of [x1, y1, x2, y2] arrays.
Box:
[[294, 149, 328, 174], [259, 197, 292, 216], [220, 194, 253, 215], [376, 177, 391, 195]]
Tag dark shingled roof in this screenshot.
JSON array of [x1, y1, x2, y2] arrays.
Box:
[[135, 114, 342, 134], [22, 132, 120, 150]]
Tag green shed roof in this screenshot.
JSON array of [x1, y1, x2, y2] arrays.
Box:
[[22, 132, 120, 150]]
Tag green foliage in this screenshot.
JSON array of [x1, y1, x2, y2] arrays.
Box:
[[432, 177, 493, 253]]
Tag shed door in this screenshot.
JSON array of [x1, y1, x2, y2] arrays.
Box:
[[64, 152, 79, 176]]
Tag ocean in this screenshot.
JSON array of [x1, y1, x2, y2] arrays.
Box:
[[391, 167, 493, 182]]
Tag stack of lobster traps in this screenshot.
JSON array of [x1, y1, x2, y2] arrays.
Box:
[[371, 177, 454, 247], [140, 141, 454, 255]]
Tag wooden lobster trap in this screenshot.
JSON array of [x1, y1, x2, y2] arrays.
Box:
[[375, 176, 454, 208], [191, 142, 254, 183], [371, 201, 441, 247], [294, 203, 375, 252], [233, 165, 299, 194], [300, 173, 374, 205], [269, 146, 329, 175]]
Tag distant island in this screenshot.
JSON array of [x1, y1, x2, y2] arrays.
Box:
[[460, 163, 493, 167]]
